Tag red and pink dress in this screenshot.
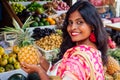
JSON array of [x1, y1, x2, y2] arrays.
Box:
[[47, 45, 104, 80]]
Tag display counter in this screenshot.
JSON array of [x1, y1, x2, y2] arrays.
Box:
[[105, 22, 120, 31]]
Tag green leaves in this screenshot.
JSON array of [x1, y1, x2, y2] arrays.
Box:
[[22, 16, 34, 29]]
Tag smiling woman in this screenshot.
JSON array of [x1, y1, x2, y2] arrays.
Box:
[[20, 1, 108, 80]]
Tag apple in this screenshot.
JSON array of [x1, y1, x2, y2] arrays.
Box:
[[0, 46, 4, 55], [5, 64, 14, 71], [14, 61, 21, 69], [0, 67, 5, 73], [9, 53, 17, 58], [2, 54, 9, 59], [13, 45, 20, 54], [8, 57, 16, 64], [0, 58, 8, 66]]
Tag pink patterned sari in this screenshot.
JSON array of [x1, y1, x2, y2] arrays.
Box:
[[56, 45, 104, 80]]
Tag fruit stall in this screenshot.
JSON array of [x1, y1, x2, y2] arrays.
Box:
[[0, 0, 69, 79], [0, 0, 120, 80]]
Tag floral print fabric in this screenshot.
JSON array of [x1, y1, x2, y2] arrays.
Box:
[[56, 45, 104, 80]]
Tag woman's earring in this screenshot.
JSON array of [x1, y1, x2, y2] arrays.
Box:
[[89, 32, 96, 43]]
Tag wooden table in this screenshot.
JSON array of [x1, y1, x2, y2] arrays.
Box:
[[105, 22, 120, 31]]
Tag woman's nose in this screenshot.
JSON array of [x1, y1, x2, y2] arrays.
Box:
[[71, 23, 77, 29]]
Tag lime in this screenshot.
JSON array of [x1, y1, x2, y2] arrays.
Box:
[[41, 18, 46, 22], [38, 22, 44, 26], [44, 21, 50, 26], [30, 22, 39, 27], [34, 17, 40, 22]]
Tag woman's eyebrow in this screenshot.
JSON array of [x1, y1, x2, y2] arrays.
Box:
[[76, 18, 83, 21], [68, 18, 83, 21]]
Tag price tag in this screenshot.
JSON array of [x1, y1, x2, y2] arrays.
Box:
[[4, 32, 17, 46]]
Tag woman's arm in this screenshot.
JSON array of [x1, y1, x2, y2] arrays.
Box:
[[39, 56, 50, 72]]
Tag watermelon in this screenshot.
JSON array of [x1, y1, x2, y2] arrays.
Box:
[[8, 73, 27, 80]]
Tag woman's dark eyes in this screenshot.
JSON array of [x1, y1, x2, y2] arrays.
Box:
[[68, 21, 84, 25], [77, 21, 83, 24]]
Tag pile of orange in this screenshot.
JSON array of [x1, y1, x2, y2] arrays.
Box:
[[46, 17, 56, 25]]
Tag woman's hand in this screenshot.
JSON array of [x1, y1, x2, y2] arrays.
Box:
[[20, 62, 40, 74], [21, 62, 50, 80]]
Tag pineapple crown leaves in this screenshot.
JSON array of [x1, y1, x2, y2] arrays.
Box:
[[22, 16, 35, 29], [2, 16, 35, 47], [2, 17, 24, 33], [16, 29, 35, 47], [2, 16, 34, 33]]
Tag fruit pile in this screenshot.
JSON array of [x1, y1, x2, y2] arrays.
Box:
[[32, 28, 55, 40], [43, 0, 70, 11], [29, 15, 56, 27], [44, 7, 57, 16], [0, 46, 20, 73], [104, 49, 120, 79], [26, 1, 44, 12], [11, 2, 26, 14], [108, 48, 120, 64], [35, 30, 62, 50], [54, 13, 66, 28], [14, 1, 57, 26]]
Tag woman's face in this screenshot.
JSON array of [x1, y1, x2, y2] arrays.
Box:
[[67, 10, 92, 43]]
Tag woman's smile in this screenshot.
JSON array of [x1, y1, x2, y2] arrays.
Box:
[[71, 32, 80, 36]]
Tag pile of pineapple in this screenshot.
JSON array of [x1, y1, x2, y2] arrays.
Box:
[[0, 46, 20, 73], [104, 48, 120, 80]]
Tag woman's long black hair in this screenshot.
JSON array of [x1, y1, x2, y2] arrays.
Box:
[[53, 0, 108, 65]]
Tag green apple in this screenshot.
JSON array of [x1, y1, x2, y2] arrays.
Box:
[[0, 67, 5, 73], [2, 54, 9, 59], [0, 46, 4, 55], [14, 61, 21, 69], [0, 58, 8, 66], [8, 57, 16, 64], [5, 64, 14, 71]]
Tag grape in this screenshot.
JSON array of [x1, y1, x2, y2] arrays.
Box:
[[32, 28, 55, 40], [11, 2, 26, 14]]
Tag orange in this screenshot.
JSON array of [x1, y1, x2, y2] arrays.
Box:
[[50, 20, 56, 25], [46, 17, 56, 25], [46, 17, 53, 22]]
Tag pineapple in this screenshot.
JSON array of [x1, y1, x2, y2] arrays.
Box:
[[104, 72, 114, 80], [2, 17, 40, 65], [113, 72, 120, 80], [106, 56, 120, 75]]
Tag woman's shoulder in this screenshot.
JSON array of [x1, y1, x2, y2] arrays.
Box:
[[64, 45, 101, 58], [68, 44, 100, 53]]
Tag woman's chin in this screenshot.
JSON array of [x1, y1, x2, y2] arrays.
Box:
[[71, 39, 80, 42]]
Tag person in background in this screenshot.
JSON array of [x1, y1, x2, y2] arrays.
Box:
[[21, 1, 108, 80]]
